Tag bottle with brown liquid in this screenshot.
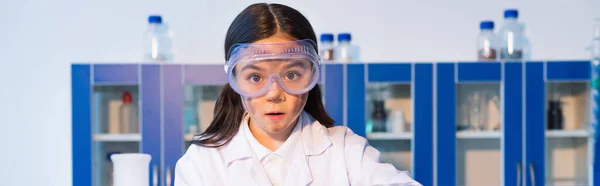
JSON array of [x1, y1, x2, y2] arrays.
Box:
[[319, 33, 335, 62], [371, 100, 388, 132], [477, 20, 498, 61]]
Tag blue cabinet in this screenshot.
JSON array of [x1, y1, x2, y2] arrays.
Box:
[[72, 61, 596, 186], [72, 64, 162, 186], [345, 63, 434, 186], [525, 61, 593, 186], [434, 61, 594, 186], [436, 62, 521, 186]]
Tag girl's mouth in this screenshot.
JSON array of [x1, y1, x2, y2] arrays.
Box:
[[265, 112, 285, 122]]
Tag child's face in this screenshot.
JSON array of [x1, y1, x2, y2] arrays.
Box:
[[241, 35, 309, 134]]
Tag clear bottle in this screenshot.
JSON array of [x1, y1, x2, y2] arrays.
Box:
[[477, 20, 498, 61], [468, 91, 486, 130], [144, 15, 174, 63], [119, 91, 138, 133], [335, 33, 360, 63], [498, 9, 530, 60], [319, 33, 335, 62]]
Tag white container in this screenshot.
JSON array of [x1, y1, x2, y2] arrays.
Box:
[[387, 110, 405, 134], [111, 153, 152, 186]]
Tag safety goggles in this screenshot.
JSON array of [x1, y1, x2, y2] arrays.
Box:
[[224, 39, 321, 98]]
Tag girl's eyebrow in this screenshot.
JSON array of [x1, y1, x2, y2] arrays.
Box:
[[240, 64, 263, 72], [284, 60, 307, 69]]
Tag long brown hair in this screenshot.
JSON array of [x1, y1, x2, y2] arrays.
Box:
[[192, 3, 335, 147]]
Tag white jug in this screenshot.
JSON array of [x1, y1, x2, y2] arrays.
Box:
[[111, 153, 152, 186]]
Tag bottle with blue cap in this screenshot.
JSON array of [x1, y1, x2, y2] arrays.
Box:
[[335, 33, 360, 63], [319, 33, 335, 62], [498, 9, 530, 60], [477, 20, 498, 61], [144, 15, 174, 63]]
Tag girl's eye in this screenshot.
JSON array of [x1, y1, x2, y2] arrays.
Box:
[[285, 72, 301, 80], [248, 74, 262, 83]]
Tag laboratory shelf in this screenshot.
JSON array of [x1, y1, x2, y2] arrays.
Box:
[[367, 132, 413, 140]]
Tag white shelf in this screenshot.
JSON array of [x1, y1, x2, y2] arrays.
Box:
[[546, 130, 591, 138], [93, 133, 141, 142], [456, 131, 502, 139], [367, 132, 413, 140]]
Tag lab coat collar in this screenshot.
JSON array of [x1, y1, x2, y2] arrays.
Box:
[[219, 113, 254, 166], [219, 111, 332, 166], [298, 111, 333, 156]]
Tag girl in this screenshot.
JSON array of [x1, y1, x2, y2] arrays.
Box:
[[174, 3, 421, 186]]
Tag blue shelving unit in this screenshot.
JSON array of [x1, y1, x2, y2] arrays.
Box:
[[72, 61, 596, 186]]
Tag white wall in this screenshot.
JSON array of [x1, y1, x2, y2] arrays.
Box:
[[1, 0, 599, 185]]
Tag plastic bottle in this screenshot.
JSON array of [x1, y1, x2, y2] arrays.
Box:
[[498, 9, 530, 60], [144, 15, 174, 63], [319, 33, 335, 62], [335, 33, 360, 63], [119, 91, 138, 133], [477, 21, 498, 61]]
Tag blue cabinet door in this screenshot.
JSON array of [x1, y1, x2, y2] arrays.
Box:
[[323, 64, 345, 126], [435, 63, 456, 186], [525, 61, 594, 186], [346, 63, 433, 185], [504, 62, 524, 186], [140, 64, 163, 186], [72, 64, 93, 186], [413, 63, 434, 186], [436, 62, 521, 186], [162, 64, 227, 186], [163, 65, 184, 186], [346, 64, 366, 137], [72, 64, 162, 186]]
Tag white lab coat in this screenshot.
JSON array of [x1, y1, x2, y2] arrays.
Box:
[[174, 111, 422, 186]]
